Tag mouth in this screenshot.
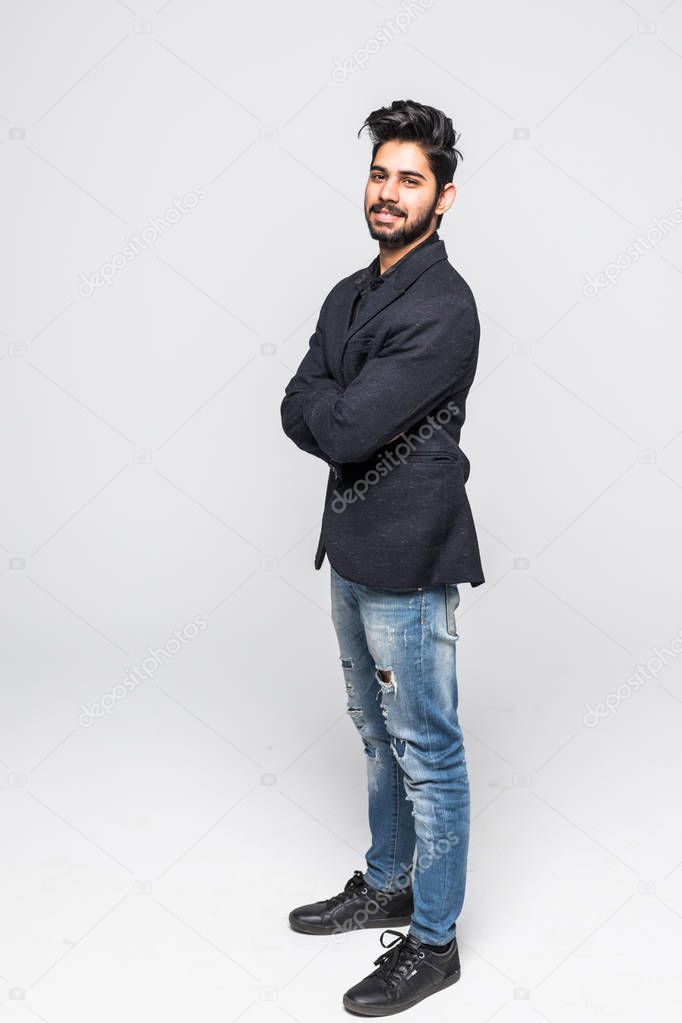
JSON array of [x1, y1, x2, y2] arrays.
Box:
[[373, 209, 403, 223]]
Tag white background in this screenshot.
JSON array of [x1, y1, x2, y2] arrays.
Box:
[[1, 0, 682, 1020]]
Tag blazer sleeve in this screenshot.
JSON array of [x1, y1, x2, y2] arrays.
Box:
[[301, 299, 478, 464], [280, 300, 340, 463]]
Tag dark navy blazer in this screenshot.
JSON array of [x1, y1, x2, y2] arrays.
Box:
[[280, 231, 485, 589]]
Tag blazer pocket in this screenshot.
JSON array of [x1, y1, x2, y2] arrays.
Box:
[[407, 449, 459, 462], [342, 336, 375, 383]]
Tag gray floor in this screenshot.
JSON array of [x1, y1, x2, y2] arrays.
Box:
[[3, 572, 682, 1021]]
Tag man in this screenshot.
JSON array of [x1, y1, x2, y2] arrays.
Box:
[[280, 99, 485, 1016]]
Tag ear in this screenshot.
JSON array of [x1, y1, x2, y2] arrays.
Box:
[[435, 182, 456, 216]]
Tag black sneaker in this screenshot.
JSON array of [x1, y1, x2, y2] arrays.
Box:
[[288, 870, 413, 936], [342, 927, 461, 1016]]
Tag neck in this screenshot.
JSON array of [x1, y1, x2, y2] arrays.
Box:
[[378, 227, 437, 275]]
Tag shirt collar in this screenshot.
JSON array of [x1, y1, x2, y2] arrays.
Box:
[[356, 230, 440, 295]]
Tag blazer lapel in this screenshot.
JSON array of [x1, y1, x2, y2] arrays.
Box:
[[345, 237, 448, 343]]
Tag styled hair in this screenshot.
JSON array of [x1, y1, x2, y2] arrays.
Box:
[[357, 99, 463, 227]]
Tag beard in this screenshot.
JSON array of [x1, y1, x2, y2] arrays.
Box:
[[365, 192, 439, 249]]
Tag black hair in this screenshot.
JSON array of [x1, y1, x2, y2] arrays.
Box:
[[357, 99, 463, 228]]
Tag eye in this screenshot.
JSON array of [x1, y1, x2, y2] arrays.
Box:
[[404, 178, 419, 186]]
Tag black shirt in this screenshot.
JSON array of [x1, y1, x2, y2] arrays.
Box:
[[350, 230, 440, 328]]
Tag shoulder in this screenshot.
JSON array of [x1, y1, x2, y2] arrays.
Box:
[[315, 265, 366, 319], [328, 264, 368, 296], [419, 254, 476, 300], [414, 258, 479, 329]]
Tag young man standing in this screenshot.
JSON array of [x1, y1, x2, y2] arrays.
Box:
[[280, 99, 485, 1015]]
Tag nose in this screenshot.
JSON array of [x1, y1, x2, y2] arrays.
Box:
[[378, 176, 399, 205]]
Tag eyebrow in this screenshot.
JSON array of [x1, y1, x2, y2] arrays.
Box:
[[369, 163, 428, 181]]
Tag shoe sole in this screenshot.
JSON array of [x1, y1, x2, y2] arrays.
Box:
[[342, 969, 461, 1016], [289, 913, 413, 935]]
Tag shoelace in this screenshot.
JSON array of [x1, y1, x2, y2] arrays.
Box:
[[373, 929, 425, 987], [325, 869, 368, 909]]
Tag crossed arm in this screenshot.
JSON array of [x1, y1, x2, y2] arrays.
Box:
[[281, 298, 477, 466], [280, 303, 339, 464]]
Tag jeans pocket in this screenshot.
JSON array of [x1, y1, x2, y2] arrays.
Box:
[[444, 583, 460, 638]]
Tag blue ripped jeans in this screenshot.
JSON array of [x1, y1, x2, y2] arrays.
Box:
[[330, 563, 470, 946]]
